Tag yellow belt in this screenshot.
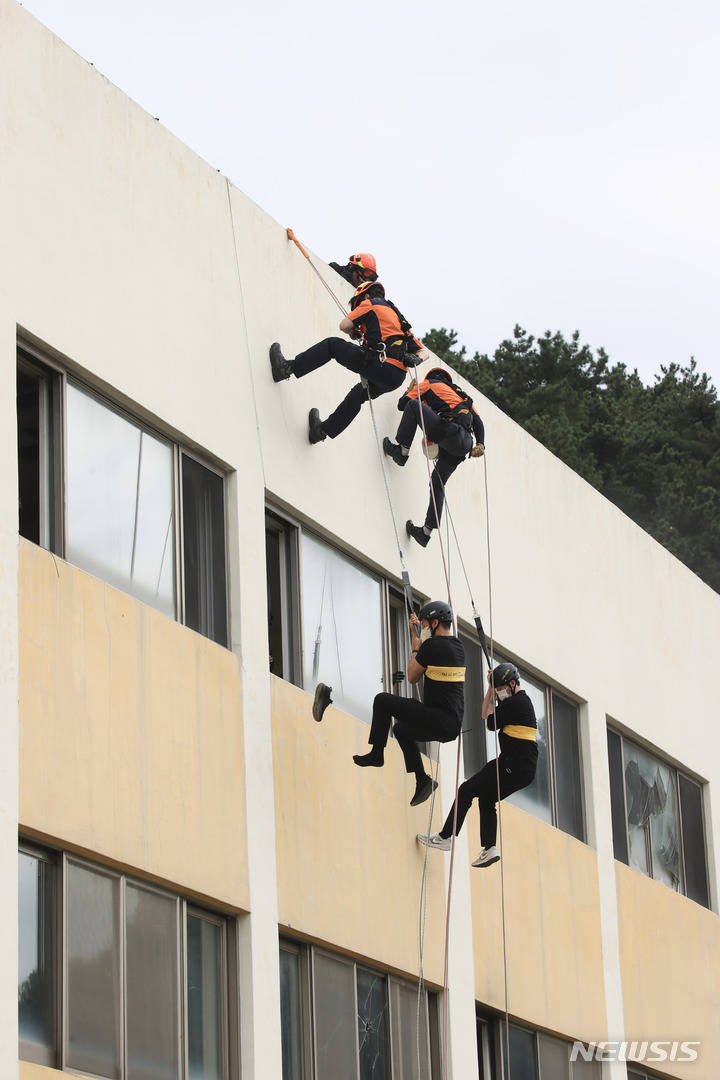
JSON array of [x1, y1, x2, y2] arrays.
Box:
[[425, 665, 466, 682], [503, 725, 537, 741]]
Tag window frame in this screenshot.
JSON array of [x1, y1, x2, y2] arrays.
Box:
[[465, 653, 586, 843], [477, 1010, 602, 1079], [266, 506, 420, 709], [17, 341, 229, 646], [607, 726, 710, 907], [281, 938, 438, 1080], [18, 842, 62, 1068], [18, 840, 237, 1078]]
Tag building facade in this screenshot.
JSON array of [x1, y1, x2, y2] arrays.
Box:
[[2, 2, 719, 1078]]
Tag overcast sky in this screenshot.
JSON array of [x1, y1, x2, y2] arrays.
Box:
[[19, 0, 720, 388]]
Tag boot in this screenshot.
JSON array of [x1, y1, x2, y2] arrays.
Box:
[[269, 342, 293, 382], [308, 408, 327, 444], [406, 520, 430, 548], [383, 437, 408, 466]]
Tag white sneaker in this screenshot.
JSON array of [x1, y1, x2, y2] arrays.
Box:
[[416, 832, 451, 851], [471, 845, 500, 868]]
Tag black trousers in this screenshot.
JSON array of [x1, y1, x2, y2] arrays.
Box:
[[440, 751, 537, 847], [367, 693, 461, 776], [292, 337, 406, 438], [395, 401, 472, 529]]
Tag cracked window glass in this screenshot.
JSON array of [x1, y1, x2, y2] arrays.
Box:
[[356, 969, 389, 1080], [623, 742, 680, 890]]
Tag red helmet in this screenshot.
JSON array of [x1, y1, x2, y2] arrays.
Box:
[[348, 253, 378, 281], [350, 280, 384, 309]]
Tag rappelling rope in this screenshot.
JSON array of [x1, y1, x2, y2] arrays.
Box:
[[408, 385, 470, 1080], [482, 452, 512, 1080], [287, 228, 348, 317]]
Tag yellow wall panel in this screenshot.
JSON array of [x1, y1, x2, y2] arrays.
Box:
[[18, 541, 250, 909], [616, 861, 720, 1078], [470, 807, 607, 1041], [271, 676, 448, 985]]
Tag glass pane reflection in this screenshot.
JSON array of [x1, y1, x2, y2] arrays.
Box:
[[301, 533, 383, 721], [66, 383, 175, 616]]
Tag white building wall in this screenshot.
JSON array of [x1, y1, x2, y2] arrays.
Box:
[[2, 1, 720, 1077]]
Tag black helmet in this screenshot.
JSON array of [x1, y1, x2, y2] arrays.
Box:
[[492, 662, 520, 687], [426, 367, 453, 384], [418, 600, 453, 625]]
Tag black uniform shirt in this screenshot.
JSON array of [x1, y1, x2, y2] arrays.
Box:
[[415, 635, 466, 723], [487, 689, 538, 760]]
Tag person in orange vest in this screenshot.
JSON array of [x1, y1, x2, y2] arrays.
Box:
[[383, 368, 485, 546], [269, 281, 427, 443], [329, 252, 378, 286]]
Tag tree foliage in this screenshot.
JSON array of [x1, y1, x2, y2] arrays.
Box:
[[423, 326, 720, 592]]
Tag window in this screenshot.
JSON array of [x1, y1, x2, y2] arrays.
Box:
[[464, 655, 585, 841], [18, 843, 237, 1077], [607, 728, 709, 907], [280, 941, 439, 1080], [301, 532, 384, 721], [460, 631, 487, 780], [17, 346, 228, 646], [477, 1015, 601, 1079], [266, 510, 389, 722]]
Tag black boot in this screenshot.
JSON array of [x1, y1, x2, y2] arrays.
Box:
[[406, 520, 430, 548], [308, 408, 327, 444], [269, 342, 293, 382], [312, 683, 333, 722], [383, 437, 408, 467], [410, 773, 438, 806]]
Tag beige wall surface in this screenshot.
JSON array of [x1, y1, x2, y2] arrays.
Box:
[[4, 0, 720, 1075], [470, 806, 607, 1042], [616, 861, 720, 1079], [271, 676, 448, 985], [18, 541, 250, 910]]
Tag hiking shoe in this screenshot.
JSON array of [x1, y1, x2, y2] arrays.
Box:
[[406, 520, 430, 548], [471, 845, 500, 868], [410, 775, 438, 807], [269, 342, 293, 382], [417, 832, 451, 851], [308, 408, 327, 444], [312, 682, 333, 722], [383, 437, 408, 466]]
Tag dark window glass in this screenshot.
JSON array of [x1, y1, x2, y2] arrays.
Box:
[[552, 693, 584, 841], [182, 455, 227, 646], [18, 851, 56, 1064], [16, 359, 60, 551], [679, 775, 710, 908], [607, 728, 629, 864], [461, 632, 486, 779], [356, 969, 389, 1080], [280, 947, 303, 1080], [266, 514, 300, 684], [504, 1024, 537, 1080]]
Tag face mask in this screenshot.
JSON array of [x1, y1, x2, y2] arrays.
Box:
[[420, 627, 433, 642], [496, 687, 510, 701]]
